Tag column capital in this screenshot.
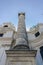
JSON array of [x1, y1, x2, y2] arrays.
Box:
[[18, 12, 25, 16]]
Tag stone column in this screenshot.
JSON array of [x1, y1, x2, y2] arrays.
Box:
[[14, 13, 29, 50]]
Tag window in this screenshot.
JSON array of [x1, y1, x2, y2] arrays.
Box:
[[4, 25, 8, 27], [35, 31, 40, 37], [0, 34, 3, 37], [40, 46, 43, 59]]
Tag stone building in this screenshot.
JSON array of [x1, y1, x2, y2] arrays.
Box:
[[0, 13, 43, 65]]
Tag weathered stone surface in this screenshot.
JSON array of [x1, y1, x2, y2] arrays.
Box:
[[14, 13, 29, 49], [5, 13, 37, 65], [6, 50, 37, 65]]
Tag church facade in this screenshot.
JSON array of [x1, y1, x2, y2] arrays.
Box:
[[0, 13, 43, 65]]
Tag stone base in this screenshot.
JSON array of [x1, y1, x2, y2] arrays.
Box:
[[5, 50, 37, 65]]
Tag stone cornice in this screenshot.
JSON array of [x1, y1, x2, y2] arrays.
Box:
[[6, 50, 37, 57]]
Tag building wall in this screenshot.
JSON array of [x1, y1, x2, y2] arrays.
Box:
[[28, 24, 43, 65], [27, 24, 43, 50], [0, 23, 43, 65], [0, 22, 15, 50], [36, 49, 43, 65], [0, 45, 6, 65]]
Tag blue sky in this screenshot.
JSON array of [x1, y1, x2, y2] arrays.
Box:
[[0, 0, 43, 29]]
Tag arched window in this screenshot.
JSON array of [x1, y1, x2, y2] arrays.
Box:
[[0, 34, 3, 37], [40, 46, 43, 59], [35, 31, 40, 37], [4, 25, 8, 27]]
